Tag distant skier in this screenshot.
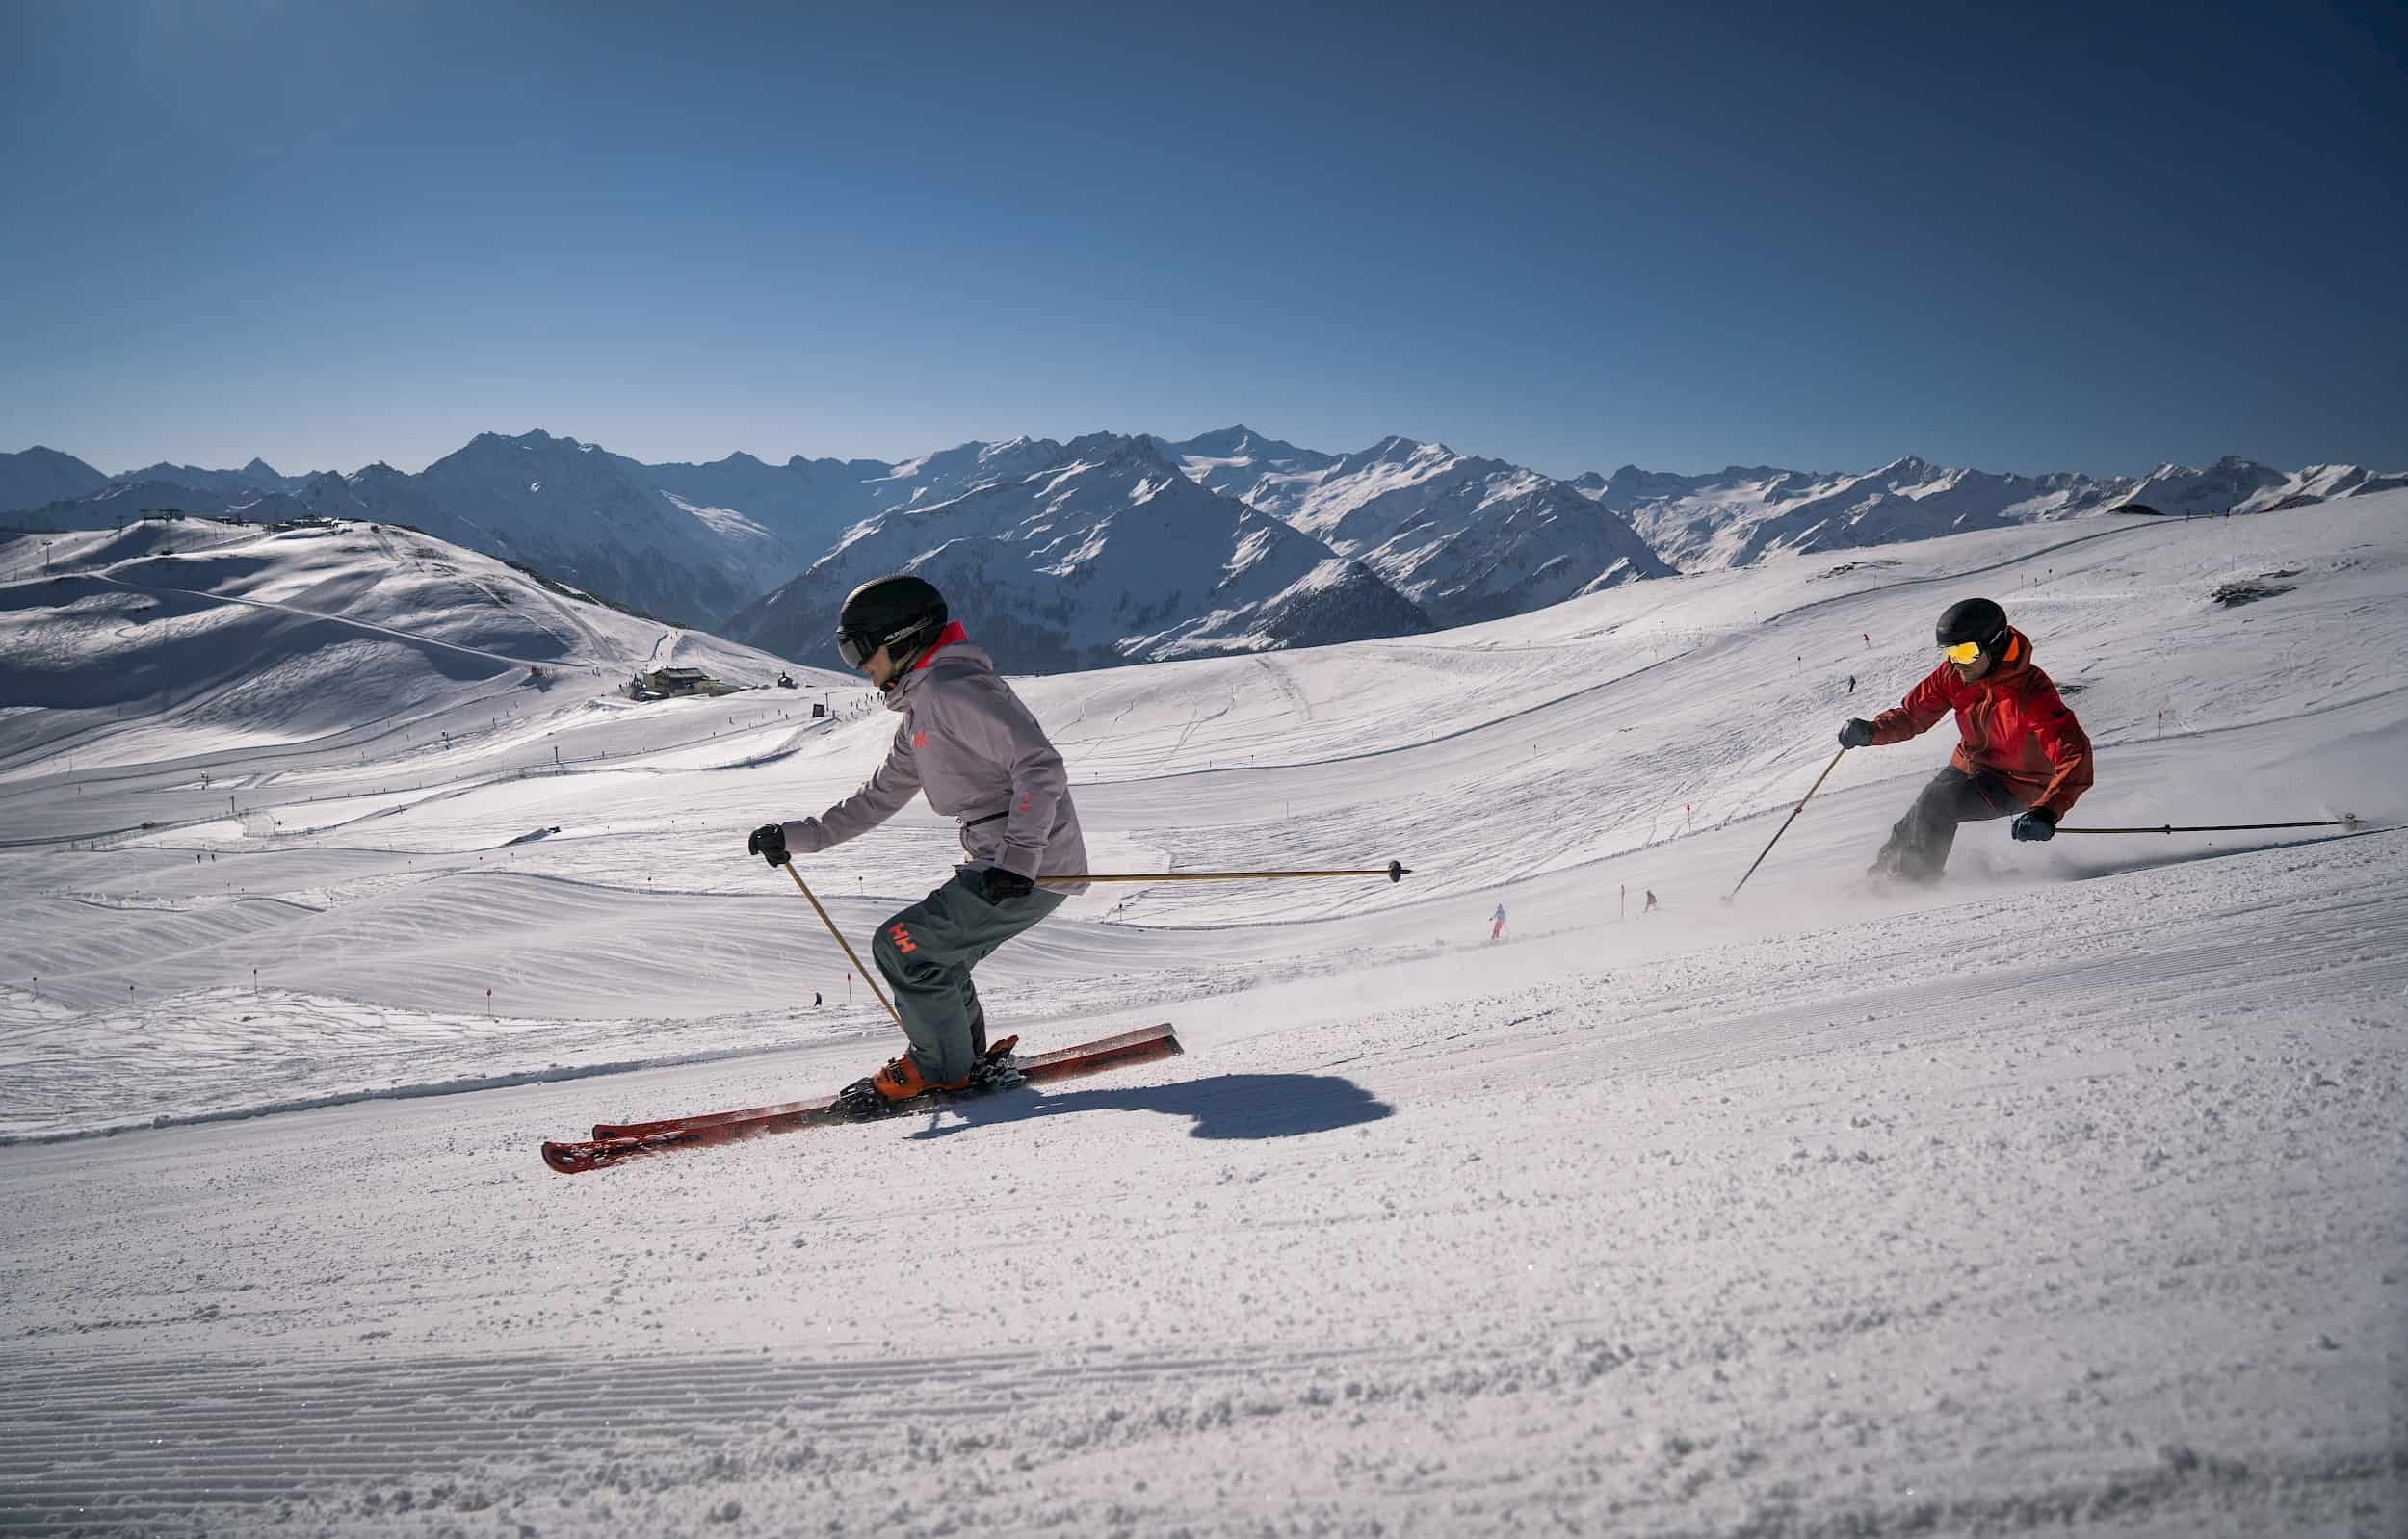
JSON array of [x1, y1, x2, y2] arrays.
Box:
[[1643, 889, 1659, 913], [746, 575, 1087, 1107], [1847, 674, 1857, 694], [1489, 903, 1506, 943], [1837, 597, 2093, 884], [813, 990, 823, 1007]]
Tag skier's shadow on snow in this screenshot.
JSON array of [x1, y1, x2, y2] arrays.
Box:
[[2058, 823, 2392, 880], [909, 1073, 1393, 1141]]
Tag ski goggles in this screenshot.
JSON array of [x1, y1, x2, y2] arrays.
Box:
[[836, 631, 878, 668], [1939, 640, 1984, 664]]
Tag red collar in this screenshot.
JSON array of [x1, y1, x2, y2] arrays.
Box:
[[912, 621, 969, 671]]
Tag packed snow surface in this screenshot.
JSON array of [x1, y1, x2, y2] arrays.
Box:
[[1, 498, 2403, 1536]]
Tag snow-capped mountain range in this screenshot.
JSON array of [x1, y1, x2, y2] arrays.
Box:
[[3, 432, 2399, 668], [0, 433, 798, 628], [1575, 454, 2408, 571], [1155, 429, 1670, 623], [729, 432, 1433, 671]]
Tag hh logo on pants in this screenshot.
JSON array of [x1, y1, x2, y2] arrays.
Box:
[[888, 922, 917, 954]]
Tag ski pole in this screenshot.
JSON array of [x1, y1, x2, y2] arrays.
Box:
[[781, 863, 907, 1034], [2053, 815, 2366, 835], [1034, 860, 1411, 885], [1726, 749, 1847, 900]]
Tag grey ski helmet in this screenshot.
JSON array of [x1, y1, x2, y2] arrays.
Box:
[[1935, 597, 2009, 657], [836, 573, 948, 671]]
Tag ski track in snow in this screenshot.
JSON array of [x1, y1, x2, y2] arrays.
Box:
[[1, 499, 2405, 1535]]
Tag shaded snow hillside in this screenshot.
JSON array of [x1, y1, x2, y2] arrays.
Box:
[[1580, 452, 2408, 571], [1164, 428, 1671, 624], [0, 512, 825, 772], [728, 432, 1432, 672]]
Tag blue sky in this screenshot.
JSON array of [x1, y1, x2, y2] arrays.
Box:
[[4, 0, 2402, 481]]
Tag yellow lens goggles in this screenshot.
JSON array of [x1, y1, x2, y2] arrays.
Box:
[[1940, 640, 1983, 664]]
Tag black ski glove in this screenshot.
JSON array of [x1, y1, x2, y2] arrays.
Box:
[[747, 822, 791, 867], [1838, 718, 1876, 749], [2011, 808, 2057, 843], [979, 866, 1035, 902]]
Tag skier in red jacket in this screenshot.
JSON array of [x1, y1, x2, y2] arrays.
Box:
[[1838, 597, 2093, 883]]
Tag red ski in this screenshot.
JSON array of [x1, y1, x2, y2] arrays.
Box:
[[540, 1024, 1181, 1175]]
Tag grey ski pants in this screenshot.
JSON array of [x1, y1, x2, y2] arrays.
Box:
[[871, 873, 1065, 1083], [1872, 766, 2027, 883]]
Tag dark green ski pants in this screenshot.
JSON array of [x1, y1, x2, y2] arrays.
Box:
[[871, 873, 1065, 1083]]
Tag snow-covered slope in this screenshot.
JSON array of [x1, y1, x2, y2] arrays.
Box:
[[0, 513, 827, 772], [3, 493, 2403, 1534], [728, 431, 1433, 670], [0, 493, 2402, 1534]]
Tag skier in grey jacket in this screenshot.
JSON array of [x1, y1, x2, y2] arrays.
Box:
[[747, 574, 1088, 1105]]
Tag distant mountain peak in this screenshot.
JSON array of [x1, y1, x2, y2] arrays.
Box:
[[1177, 423, 1269, 454], [0, 445, 112, 516], [486, 428, 580, 452], [1061, 430, 1173, 472]]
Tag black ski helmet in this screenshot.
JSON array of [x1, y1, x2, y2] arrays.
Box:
[[1935, 596, 2009, 655], [836, 573, 948, 671]]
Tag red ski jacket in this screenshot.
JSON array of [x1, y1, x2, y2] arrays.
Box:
[[1870, 629, 2095, 817]]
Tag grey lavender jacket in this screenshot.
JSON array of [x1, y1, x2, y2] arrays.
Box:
[[780, 634, 1088, 887]]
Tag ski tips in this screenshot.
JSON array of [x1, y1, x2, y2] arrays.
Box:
[[540, 1139, 607, 1175]]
